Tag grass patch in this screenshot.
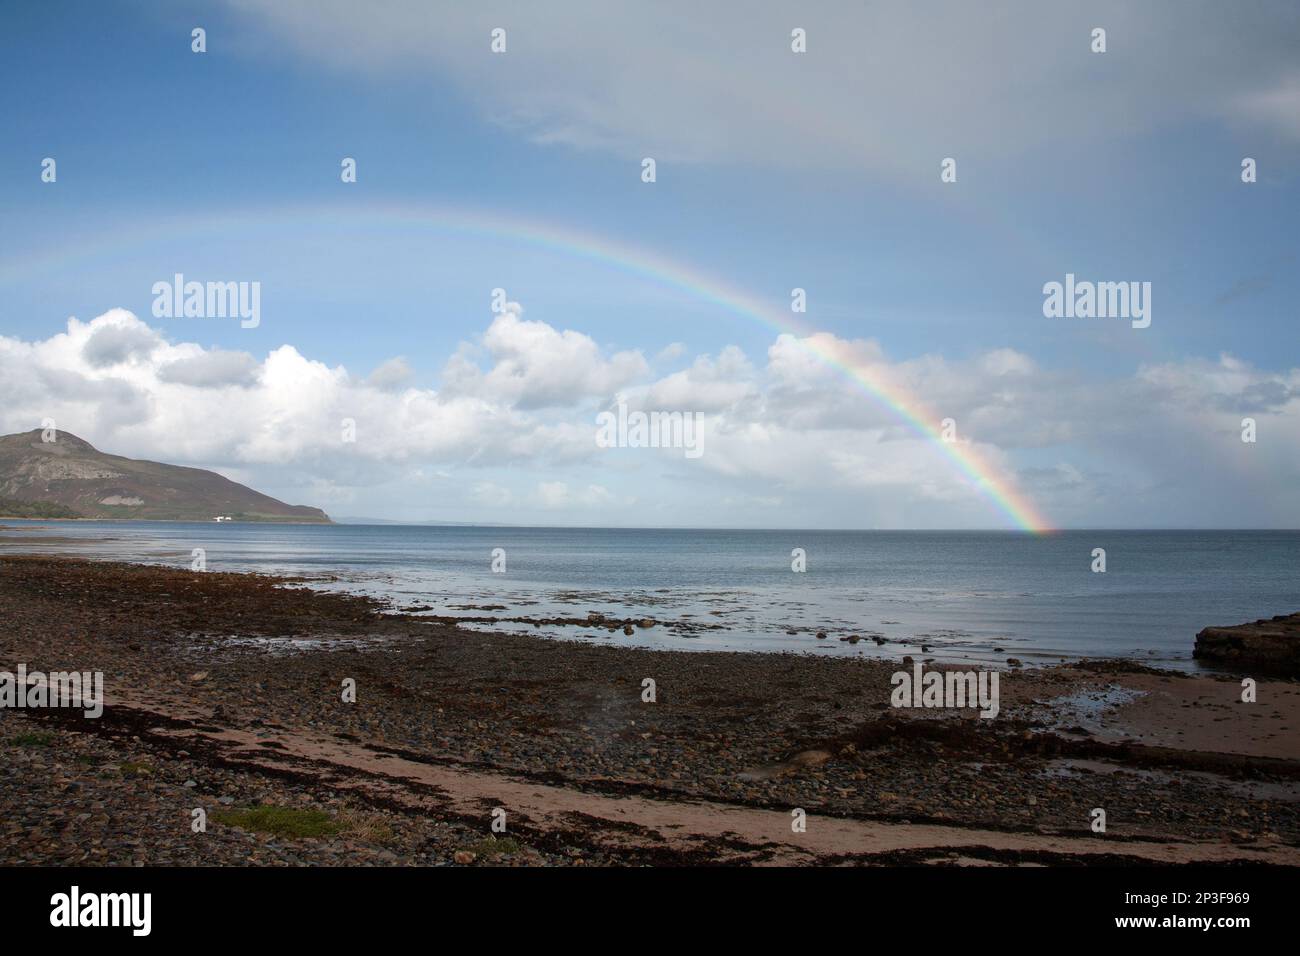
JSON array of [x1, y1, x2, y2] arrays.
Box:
[[119, 761, 154, 777], [465, 835, 521, 858], [11, 731, 56, 747], [212, 805, 345, 839], [336, 808, 395, 845]]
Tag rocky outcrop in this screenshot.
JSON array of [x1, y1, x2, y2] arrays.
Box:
[[1194, 613, 1300, 676], [0, 429, 330, 523]]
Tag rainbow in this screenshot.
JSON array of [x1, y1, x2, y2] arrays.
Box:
[[3, 200, 1052, 532]]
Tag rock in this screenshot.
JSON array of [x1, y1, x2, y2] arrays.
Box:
[[189, 671, 208, 682], [789, 750, 833, 772], [847, 635, 861, 644], [638, 619, 655, 628], [622, 625, 634, 636], [816, 631, 827, 640], [1194, 613, 1300, 676], [453, 850, 475, 864], [1006, 658, 1022, 666]]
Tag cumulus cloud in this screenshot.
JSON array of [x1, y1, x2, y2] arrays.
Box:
[[0, 309, 595, 473], [446, 307, 648, 409], [158, 349, 260, 387], [366, 356, 413, 391], [644, 346, 755, 412], [2, 307, 1298, 527], [656, 342, 687, 363], [81, 312, 162, 367]]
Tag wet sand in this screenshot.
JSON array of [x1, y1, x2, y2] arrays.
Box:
[[1, 555, 1296, 866]]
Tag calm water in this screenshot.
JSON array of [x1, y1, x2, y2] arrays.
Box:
[[1, 521, 1296, 670]]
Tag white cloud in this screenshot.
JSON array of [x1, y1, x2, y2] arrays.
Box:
[[81, 315, 162, 368], [2, 308, 1297, 527], [366, 356, 413, 391], [447, 308, 648, 409], [644, 346, 755, 412], [535, 481, 616, 510], [469, 481, 515, 509], [656, 342, 687, 363], [158, 349, 260, 387]]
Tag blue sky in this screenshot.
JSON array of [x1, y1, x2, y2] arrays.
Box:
[[1, 1, 1297, 528]]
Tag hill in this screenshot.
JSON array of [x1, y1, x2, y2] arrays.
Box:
[[0, 429, 330, 523]]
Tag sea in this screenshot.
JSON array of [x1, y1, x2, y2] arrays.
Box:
[[1, 521, 1296, 671]]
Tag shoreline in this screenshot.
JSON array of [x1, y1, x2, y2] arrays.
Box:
[[0, 526, 1260, 672], [1, 554, 1296, 866]]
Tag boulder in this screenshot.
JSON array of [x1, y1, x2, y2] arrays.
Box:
[[1194, 613, 1300, 676]]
